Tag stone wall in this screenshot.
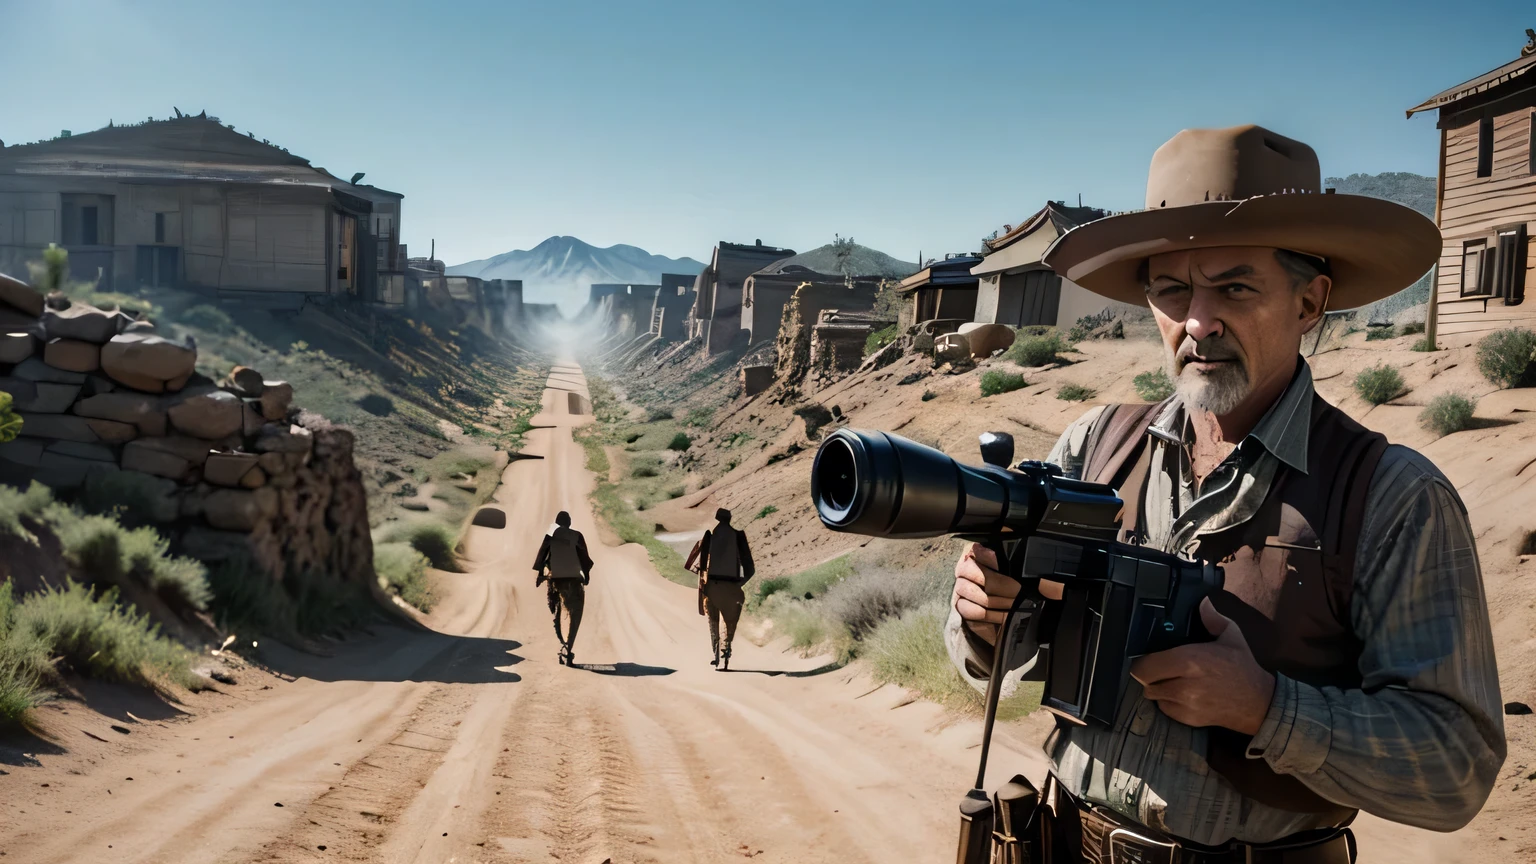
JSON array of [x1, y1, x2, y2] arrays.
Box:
[[0, 272, 374, 588]]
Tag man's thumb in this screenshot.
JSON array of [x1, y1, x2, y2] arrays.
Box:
[[1199, 596, 1233, 639]]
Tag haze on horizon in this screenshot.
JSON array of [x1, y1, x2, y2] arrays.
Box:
[[3, 0, 1527, 267]]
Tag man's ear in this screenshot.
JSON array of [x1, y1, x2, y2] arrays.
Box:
[[1298, 275, 1331, 335]]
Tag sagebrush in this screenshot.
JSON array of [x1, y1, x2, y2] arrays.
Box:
[[1133, 368, 1174, 402], [1476, 328, 1536, 388], [980, 370, 1026, 397], [1419, 394, 1477, 438], [1354, 364, 1404, 405]]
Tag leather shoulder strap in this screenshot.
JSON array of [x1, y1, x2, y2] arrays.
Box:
[[1082, 398, 1169, 488]]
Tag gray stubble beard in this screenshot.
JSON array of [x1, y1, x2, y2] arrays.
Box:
[[1165, 346, 1251, 416]]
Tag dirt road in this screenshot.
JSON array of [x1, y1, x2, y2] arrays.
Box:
[[0, 363, 1489, 863]]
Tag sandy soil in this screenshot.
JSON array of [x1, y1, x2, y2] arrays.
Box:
[[0, 362, 1060, 864]]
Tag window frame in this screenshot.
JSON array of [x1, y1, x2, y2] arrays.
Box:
[[1477, 114, 1494, 179]]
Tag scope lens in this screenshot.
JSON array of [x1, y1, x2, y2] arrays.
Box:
[[818, 437, 858, 514]]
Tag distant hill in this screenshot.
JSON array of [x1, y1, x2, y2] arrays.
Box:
[[759, 240, 919, 279], [449, 236, 705, 313], [1323, 172, 1437, 318]]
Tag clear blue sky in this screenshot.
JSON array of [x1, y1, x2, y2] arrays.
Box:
[[3, 0, 1529, 267]]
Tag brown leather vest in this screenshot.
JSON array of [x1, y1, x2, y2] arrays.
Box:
[[1081, 394, 1388, 822]]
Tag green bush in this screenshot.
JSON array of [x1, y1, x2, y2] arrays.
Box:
[[863, 598, 1039, 719], [180, 304, 236, 335], [865, 324, 898, 357], [0, 481, 54, 537], [374, 542, 436, 612], [1365, 326, 1396, 341], [1133, 368, 1175, 402], [755, 505, 778, 520], [391, 522, 460, 572], [667, 432, 691, 451], [1412, 337, 1437, 352], [1057, 383, 1095, 402], [747, 555, 853, 611], [666, 485, 686, 499], [819, 566, 948, 641], [646, 407, 674, 421], [1419, 394, 1478, 438], [1476, 328, 1536, 388], [684, 407, 714, 427], [8, 582, 203, 691], [0, 582, 46, 726], [1354, 364, 1405, 405], [0, 393, 20, 444], [979, 370, 1026, 397], [631, 464, 660, 478], [1005, 330, 1068, 367], [1401, 321, 1426, 335]]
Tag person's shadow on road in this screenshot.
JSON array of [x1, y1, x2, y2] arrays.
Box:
[[573, 662, 675, 677]]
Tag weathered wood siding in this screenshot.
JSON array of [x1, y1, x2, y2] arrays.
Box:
[[1435, 89, 1536, 339]]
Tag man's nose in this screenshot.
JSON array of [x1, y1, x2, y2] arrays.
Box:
[[1184, 288, 1225, 342]]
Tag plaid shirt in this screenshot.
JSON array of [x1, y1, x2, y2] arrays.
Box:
[[945, 359, 1505, 845]]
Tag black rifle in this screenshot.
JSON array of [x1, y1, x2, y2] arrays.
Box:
[[809, 428, 1223, 864]]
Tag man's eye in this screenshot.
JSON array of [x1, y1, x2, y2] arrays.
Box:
[[1220, 283, 1253, 295], [1152, 284, 1188, 298]]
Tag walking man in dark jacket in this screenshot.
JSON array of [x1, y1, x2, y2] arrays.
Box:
[[532, 511, 593, 666], [698, 508, 754, 670]]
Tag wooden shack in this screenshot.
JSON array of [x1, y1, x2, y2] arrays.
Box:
[[0, 115, 404, 309], [1407, 29, 1536, 341], [970, 202, 1141, 329], [896, 253, 982, 324]]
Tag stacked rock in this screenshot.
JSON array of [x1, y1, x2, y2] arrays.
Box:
[[0, 272, 373, 588]]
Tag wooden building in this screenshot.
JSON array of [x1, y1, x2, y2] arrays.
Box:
[[970, 202, 1142, 329], [896, 253, 983, 324], [0, 115, 404, 309], [1407, 30, 1536, 341]]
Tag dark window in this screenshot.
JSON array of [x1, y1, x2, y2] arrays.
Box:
[[154, 212, 166, 244], [1462, 242, 1485, 297], [80, 206, 98, 246], [1477, 115, 1494, 178], [1494, 225, 1529, 305]]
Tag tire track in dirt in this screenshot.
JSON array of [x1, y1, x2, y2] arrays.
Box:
[[243, 684, 476, 863], [479, 673, 657, 863]]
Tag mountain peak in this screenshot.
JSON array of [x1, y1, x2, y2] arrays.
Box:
[[447, 236, 705, 314]]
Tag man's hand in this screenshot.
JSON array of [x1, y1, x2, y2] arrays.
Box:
[[952, 543, 1063, 646], [1129, 597, 1276, 736]]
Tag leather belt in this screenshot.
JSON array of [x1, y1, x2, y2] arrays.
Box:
[[1061, 785, 1355, 864]]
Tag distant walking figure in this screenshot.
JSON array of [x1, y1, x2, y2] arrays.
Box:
[[696, 508, 755, 671], [532, 511, 593, 666]]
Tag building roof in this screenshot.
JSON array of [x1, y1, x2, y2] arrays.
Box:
[[896, 254, 985, 293], [1406, 36, 1536, 118], [719, 240, 796, 256], [0, 115, 401, 198], [983, 202, 1107, 253]]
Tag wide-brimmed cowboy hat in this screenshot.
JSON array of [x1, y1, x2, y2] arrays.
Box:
[[1041, 125, 1441, 310]]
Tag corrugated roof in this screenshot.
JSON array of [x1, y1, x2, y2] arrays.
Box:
[[1406, 42, 1536, 118]]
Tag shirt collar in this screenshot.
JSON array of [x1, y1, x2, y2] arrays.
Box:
[[1147, 357, 1315, 475]]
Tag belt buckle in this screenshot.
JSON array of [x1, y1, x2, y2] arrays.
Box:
[[1107, 826, 1180, 864]]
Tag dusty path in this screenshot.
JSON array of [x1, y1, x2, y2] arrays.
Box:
[[0, 362, 1483, 863]]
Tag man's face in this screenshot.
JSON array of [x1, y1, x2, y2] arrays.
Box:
[[1144, 247, 1327, 416]]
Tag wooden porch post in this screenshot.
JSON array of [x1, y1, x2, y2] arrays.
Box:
[[1428, 125, 1447, 349]]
